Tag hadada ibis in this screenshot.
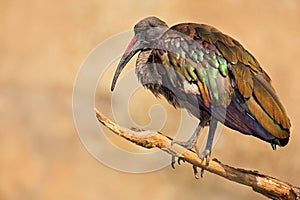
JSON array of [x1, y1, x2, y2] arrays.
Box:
[[111, 16, 291, 166]]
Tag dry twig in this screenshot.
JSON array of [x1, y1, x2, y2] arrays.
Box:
[[95, 108, 300, 199]]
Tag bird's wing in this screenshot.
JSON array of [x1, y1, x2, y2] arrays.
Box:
[[158, 24, 233, 110], [161, 23, 290, 139]]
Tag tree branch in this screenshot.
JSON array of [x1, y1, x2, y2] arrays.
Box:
[[95, 108, 300, 199]]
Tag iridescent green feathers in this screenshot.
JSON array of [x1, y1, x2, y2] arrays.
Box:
[[155, 22, 291, 140]]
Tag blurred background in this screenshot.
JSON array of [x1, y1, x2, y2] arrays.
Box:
[[1, 0, 300, 199]]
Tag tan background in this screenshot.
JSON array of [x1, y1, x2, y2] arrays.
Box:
[[1, 0, 300, 199]]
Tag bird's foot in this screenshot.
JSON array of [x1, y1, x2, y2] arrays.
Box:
[[199, 149, 211, 165], [193, 165, 200, 179], [171, 139, 204, 179], [171, 155, 200, 179], [170, 139, 198, 169], [192, 149, 211, 177], [171, 155, 185, 169]]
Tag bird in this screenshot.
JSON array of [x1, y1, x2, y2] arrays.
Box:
[[110, 16, 291, 169]]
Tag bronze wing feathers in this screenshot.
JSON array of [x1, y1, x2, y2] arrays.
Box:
[[169, 23, 291, 139]]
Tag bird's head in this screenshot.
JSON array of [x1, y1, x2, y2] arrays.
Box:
[[111, 16, 168, 91]]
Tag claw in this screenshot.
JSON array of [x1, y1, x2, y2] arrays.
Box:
[[171, 155, 176, 169], [196, 149, 211, 178], [171, 155, 186, 169], [193, 165, 199, 179], [200, 168, 205, 178], [178, 157, 185, 165]]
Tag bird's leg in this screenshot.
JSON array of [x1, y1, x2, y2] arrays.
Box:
[[171, 117, 209, 169], [171, 122, 203, 169], [171, 121, 203, 149], [200, 117, 218, 164], [192, 117, 218, 178]]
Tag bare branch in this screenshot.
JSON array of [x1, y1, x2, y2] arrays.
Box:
[[95, 108, 300, 199]]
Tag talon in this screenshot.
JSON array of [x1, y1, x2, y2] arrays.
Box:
[[171, 155, 185, 168], [193, 165, 199, 179], [178, 157, 185, 165], [171, 156, 176, 169], [200, 168, 205, 178]]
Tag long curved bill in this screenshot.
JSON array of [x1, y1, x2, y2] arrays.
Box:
[[111, 36, 141, 91]]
